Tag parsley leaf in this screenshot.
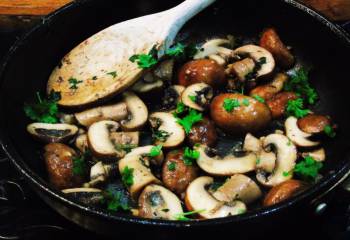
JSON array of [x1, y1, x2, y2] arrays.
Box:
[[103, 187, 130, 212], [23, 91, 61, 123], [176, 109, 203, 134], [284, 67, 318, 105], [166, 43, 186, 57], [148, 145, 162, 157], [173, 102, 186, 117], [174, 209, 205, 221], [168, 162, 176, 171], [115, 144, 137, 153], [294, 155, 323, 181], [107, 71, 117, 78], [183, 147, 200, 166], [121, 166, 134, 187], [286, 98, 310, 118], [152, 130, 172, 142], [68, 77, 83, 89], [324, 125, 336, 138], [165, 42, 198, 60], [223, 98, 240, 112], [129, 46, 158, 69], [252, 95, 265, 103], [189, 95, 197, 102], [72, 154, 86, 176]]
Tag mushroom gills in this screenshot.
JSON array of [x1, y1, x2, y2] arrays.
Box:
[[27, 123, 78, 143], [285, 116, 319, 147], [121, 91, 148, 131], [181, 83, 213, 111]]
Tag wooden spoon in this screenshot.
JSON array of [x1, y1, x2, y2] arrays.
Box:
[[47, 0, 216, 108]]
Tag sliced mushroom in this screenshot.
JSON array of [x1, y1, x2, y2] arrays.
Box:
[[75, 134, 89, 152], [285, 116, 320, 147], [149, 112, 185, 148], [138, 184, 183, 220], [125, 145, 164, 166], [27, 123, 78, 143], [83, 161, 116, 187], [194, 38, 234, 61], [185, 176, 246, 219], [75, 102, 128, 127], [249, 73, 289, 100], [110, 132, 139, 146], [226, 58, 255, 82], [58, 113, 76, 124], [153, 59, 174, 81], [233, 45, 275, 78], [87, 120, 124, 158], [212, 174, 262, 204], [132, 79, 163, 93], [194, 145, 256, 176], [256, 133, 297, 187], [121, 92, 148, 131], [118, 154, 160, 198], [181, 83, 213, 111], [301, 148, 326, 162], [62, 188, 103, 206]]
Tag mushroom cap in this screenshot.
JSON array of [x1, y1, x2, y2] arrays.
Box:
[[149, 112, 185, 148], [125, 145, 164, 166], [233, 44, 275, 78], [138, 184, 183, 220], [27, 123, 78, 143], [195, 145, 257, 176], [194, 38, 234, 60], [181, 83, 213, 111], [256, 133, 297, 187], [185, 176, 246, 219], [121, 91, 148, 131], [285, 116, 320, 147]]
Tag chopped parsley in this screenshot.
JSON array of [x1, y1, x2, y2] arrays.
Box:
[[23, 91, 61, 123], [173, 102, 186, 117], [148, 145, 162, 157], [252, 95, 265, 103], [129, 46, 158, 69], [242, 98, 250, 106], [165, 43, 186, 57], [107, 71, 117, 78], [176, 109, 203, 134], [324, 125, 336, 138], [72, 154, 86, 176], [256, 158, 261, 165], [167, 162, 176, 171], [174, 209, 205, 221], [294, 156, 323, 181], [152, 130, 172, 142], [103, 188, 130, 212], [183, 147, 200, 166], [115, 144, 137, 153], [68, 77, 83, 89], [121, 166, 134, 187], [282, 171, 291, 177], [286, 98, 310, 118], [188, 95, 197, 102], [284, 67, 318, 105], [166, 42, 198, 60], [223, 98, 240, 112]]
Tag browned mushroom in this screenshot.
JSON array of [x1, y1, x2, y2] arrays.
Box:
[[188, 117, 217, 147], [297, 114, 331, 134], [249, 73, 289, 101], [266, 91, 298, 118]]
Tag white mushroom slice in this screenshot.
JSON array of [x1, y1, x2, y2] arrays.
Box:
[[75, 102, 128, 127], [195, 145, 256, 176], [75, 134, 89, 152], [185, 176, 246, 219], [233, 45, 275, 78], [132, 79, 163, 93], [212, 174, 262, 204], [119, 155, 160, 198], [256, 134, 297, 187], [285, 116, 319, 147], [194, 38, 234, 60], [243, 133, 262, 152], [208, 54, 226, 66], [121, 91, 148, 131], [125, 145, 164, 166], [153, 59, 174, 81], [27, 123, 78, 143], [88, 120, 123, 158], [149, 112, 185, 148], [58, 113, 76, 124], [302, 148, 326, 162], [173, 85, 185, 97], [138, 184, 183, 220], [110, 132, 139, 146], [181, 83, 213, 111]]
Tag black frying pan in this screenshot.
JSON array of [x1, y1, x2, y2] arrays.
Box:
[[1, 0, 350, 237]]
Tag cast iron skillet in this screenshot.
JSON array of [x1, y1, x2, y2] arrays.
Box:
[[1, 0, 350, 236]]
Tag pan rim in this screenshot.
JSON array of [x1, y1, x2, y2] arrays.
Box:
[[0, 0, 350, 228]]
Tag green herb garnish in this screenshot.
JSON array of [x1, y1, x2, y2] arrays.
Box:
[[107, 71, 117, 78], [129, 46, 158, 69], [286, 98, 310, 118], [189, 95, 197, 102], [256, 158, 261, 165], [183, 147, 200, 166], [252, 95, 265, 103], [176, 109, 203, 134], [294, 155, 323, 181], [223, 98, 240, 112], [166, 43, 186, 57], [68, 77, 83, 89], [148, 145, 162, 157], [121, 166, 134, 187], [72, 155, 86, 176], [173, 102, 186, 117], [324, 125, 336, 138], [174, 209, 205, 221], [103, 188, 130, 212], [23, 91, 61, 123], [168, 162, 176, 171], [115, 144, 137, 153], [282, 171, 291, 177], [152, 130, 172, 142]]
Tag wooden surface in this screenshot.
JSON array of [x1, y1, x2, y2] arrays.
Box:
[[0, 0, 72, 15]]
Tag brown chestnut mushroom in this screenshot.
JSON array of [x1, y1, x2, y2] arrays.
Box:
[[188, 117, 217, 147], [162, 149, 199, 195], [210, 93, 271, 134], [44, 143, 84, 189], [263, 180, 306, 206], [226, 58, 255, 82], [297, 114, 331, 134], [285, 116, 320, 147], [260, 28, 295, 69], [266, 91, 298, 118], [178, 59, 226, 88], [249, 73, 289, 101]]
